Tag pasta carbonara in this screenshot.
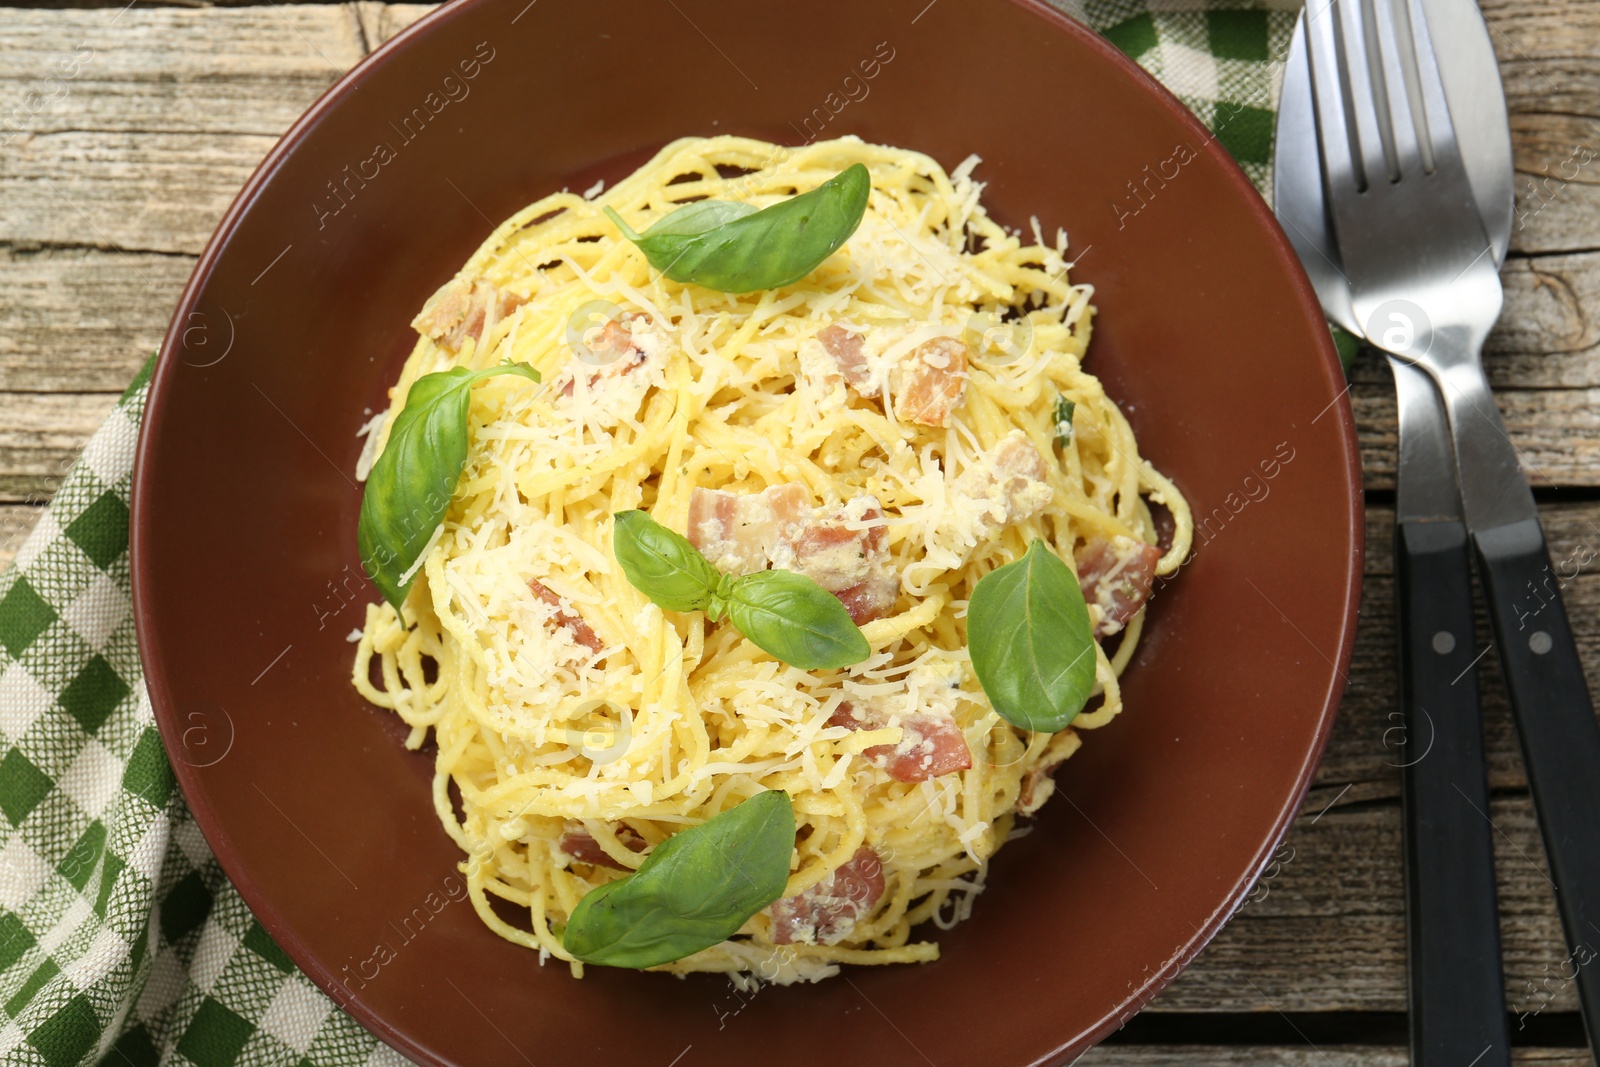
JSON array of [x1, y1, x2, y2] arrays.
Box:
[[352, 135, 1192, 984]]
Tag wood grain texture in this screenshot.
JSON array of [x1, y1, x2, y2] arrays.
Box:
[[0, 245, 187, 391], [3, 0, 1599, 1050], [1349, 373, 1600, 488], [0, 391, 120, 502], [1315, 503, 1600, 798], [1148, 504, 1598, 1014], [1, 0, 1596, 484], [1154, 794, 1573, 1014], [1484, 0, 1600, 165], [0, 6, 361, 134], [354, 0, 433, 46]]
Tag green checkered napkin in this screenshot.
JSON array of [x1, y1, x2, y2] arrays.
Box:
[[0, 5, 1299, 1064], [1085, 0, 1291, 189]]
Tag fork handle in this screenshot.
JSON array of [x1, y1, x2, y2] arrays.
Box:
[[1477, 516, 1600, 1046], [1398, 518, 1510, 1065]]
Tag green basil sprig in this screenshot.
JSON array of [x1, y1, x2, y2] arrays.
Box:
[[563, 790, 795, 969], [714, 569, 872, 671], [612, 510, 869, 670], [967, 539, 1096, 732], [612, 509, 720, 612], [357, 363, 540, 610], [602, 163, 871, 293]]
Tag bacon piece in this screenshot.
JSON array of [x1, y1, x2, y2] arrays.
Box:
[[560, 313, 658, 397], [528, 578, 603, 653], [791, 508, 881, 569], [814, 324, 874, 392], [805, 326, 970, 428], [784, 500, 894, 622], [687, 487, 744, 569], [769, 846, 886, 945], [891, 337, 969, 427], [1077, 536, 1161, 637], [578, 315, 651, 380], [413, 278, 524, 353], [1018, 753, 1070, 816], [687, 483, 810, 576], [558, 823, 646, 870], [962, 432, 1051, 508], [689, 488, 896, 623], [883, 716, 972, 782], [833, 577, 899, 626], [945, 431, 1054, 545], [828, 700, 972, 783]]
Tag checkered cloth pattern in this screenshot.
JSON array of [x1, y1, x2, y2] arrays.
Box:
[[0, 364, 406, 1067], [0, 4, 1327, 1065], [1082, 0, 1295, 191]]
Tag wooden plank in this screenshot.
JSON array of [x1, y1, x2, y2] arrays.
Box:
[[1349, 252, 1600, 387], [0, 6, 359, 255], [354, 1, 433, 47], [6, 241, 1598, 398], [0, 391, 120, 501], [26, 267, 1600, 491], [1312, 502, 1600, 798], [9, 244, 1600, 486], [6, 250, 1600, 485], [1151, 794, 1574, 1014], [0, 129, 285, 255], [0, 6, 362, 134], [1350, 378, 1600, 489], [1490, 253, 1600, 389], [1493, 0, 1600, 259], [0, 0, 1594, 488], [1136, 505, 1600, 1013], [0, 4, 419, 389], [1484, 0, 1600, 137], [1510, 113, 1600, 258], [0, 3, 1595, 260], [0, 245, 188, 391], [1478, 0, 1598, 272], [0, 3, 1593, 436], [0, 5, 416, 256]]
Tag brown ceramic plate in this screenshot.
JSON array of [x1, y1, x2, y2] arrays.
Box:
[[131, 0, 1362, 1063]]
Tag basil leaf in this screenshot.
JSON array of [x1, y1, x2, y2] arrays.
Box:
[[1054, 395, 1076, 447], [967, 539, 1096, 732], [357, 363, 540, 610], [603, 163, 871, 293], [564, 790, 795, 968], [617, 198, 757, 240], [722, 569, 871, 671], [612, 510, 719, 613], [611, 510, 868, 670]]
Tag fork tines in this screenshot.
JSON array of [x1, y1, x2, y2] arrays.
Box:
[[1303, 0, 1463, 194]]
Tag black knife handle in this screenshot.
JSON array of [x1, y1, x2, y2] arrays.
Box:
[[1398, 518, 1510, 1065], [1476, 516, 1600, 1048]]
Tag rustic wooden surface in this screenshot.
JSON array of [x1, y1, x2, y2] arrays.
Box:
[[2, 0, 1597, 1061]]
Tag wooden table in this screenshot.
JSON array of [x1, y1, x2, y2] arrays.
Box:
[[3, 0, 1596, 1061]]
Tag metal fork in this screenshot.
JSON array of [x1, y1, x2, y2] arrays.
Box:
[[1306, 0, 1600, 1048], [1277, 3, 1513, 1060]]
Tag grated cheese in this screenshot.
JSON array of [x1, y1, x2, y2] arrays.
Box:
[[351, 135, 1193, 984]]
